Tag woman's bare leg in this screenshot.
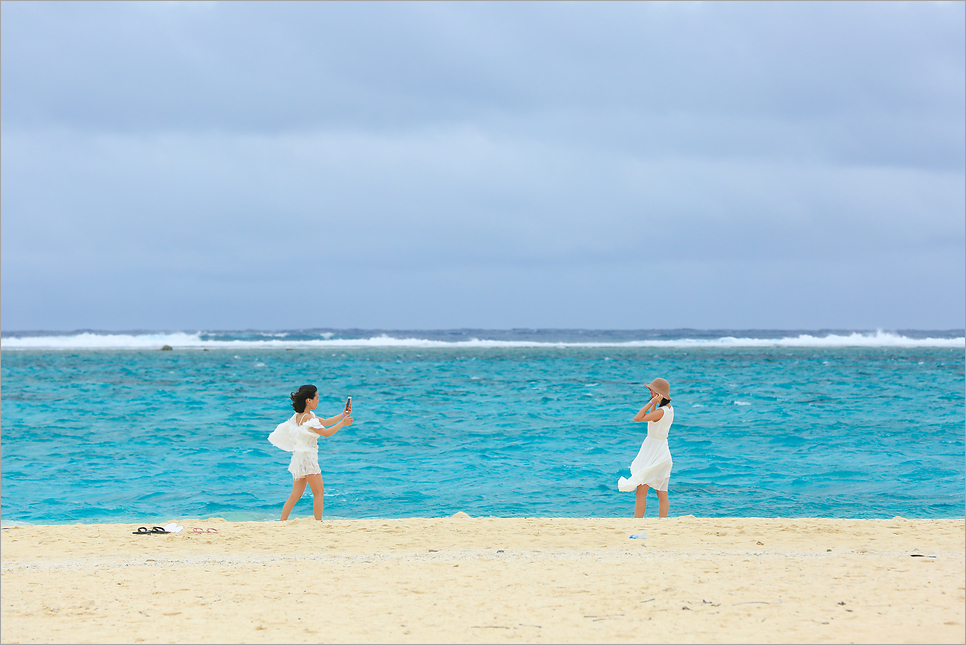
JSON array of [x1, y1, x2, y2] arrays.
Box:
[[635, 484, 649, 518], [281, 478, 307, 520], [305, 474, 325, 520], [656, 490, 669, 518]]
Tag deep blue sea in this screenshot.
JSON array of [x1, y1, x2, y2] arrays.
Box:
[[1, 329, 963, 524]]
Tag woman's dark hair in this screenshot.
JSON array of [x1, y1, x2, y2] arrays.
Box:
[[290, 384, 318, 413], [659, 397, 671, 407]]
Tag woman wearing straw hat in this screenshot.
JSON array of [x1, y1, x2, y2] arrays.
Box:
[[617, 378, 674, 518]]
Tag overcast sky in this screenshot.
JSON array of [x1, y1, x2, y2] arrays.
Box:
[[2, 1, 963, 332]]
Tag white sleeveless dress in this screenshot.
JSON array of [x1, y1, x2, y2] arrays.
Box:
[[618, 405, 674, 492], [268, 412, 323, 479]]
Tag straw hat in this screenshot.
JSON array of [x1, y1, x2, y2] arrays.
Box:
[[646, 378, 671, 402]]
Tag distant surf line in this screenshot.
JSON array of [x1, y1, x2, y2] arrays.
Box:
[[1, 330, 963, 350]]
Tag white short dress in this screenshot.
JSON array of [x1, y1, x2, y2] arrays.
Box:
[[618, 405, 674, 492], [268, 412, 323, 479]]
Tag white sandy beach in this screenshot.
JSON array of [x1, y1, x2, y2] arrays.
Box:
[[1, 516, 963, 644]]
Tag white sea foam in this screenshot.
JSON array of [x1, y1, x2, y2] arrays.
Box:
[[0, 330, 962, 350], [1, 331, 209, 350]]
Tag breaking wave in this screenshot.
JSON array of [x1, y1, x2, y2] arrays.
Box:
[[1, 329, 962, 350]]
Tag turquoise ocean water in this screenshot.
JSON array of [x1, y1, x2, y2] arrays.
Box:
[[1, 329, 963, 524]]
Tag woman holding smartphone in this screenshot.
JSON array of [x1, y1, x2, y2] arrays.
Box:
[[268, 385, 353, 520]]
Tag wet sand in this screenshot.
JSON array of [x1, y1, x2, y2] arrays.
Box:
[[1, 515, 963, 644]]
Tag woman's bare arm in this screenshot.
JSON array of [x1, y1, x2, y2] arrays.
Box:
[[318, 411, 347, 426], [635, 408, 665, 423], [634, 397, 665, 423], [311, 415, 354, 437]]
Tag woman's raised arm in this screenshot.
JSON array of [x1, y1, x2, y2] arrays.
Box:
[[634, 396, 665, 423], [310, 415, 354, 437], [318, 411, 348, 426]]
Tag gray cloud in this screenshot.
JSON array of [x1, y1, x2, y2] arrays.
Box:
[[1, 1, 963, 330]]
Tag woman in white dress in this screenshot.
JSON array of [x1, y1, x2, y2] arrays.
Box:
[[268, 384, 354, 521], [617, 378, 674, 518]]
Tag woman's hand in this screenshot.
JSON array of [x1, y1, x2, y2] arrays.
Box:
[[342, 415, 354, 427]]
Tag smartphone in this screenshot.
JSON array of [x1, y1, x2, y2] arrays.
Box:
[[344, 396, 352, 415]]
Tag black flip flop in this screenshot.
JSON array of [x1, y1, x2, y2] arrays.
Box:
[[133, 526, 168, 534]]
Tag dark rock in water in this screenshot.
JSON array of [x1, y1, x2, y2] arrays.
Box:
[[160, 345, 173, 351]]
